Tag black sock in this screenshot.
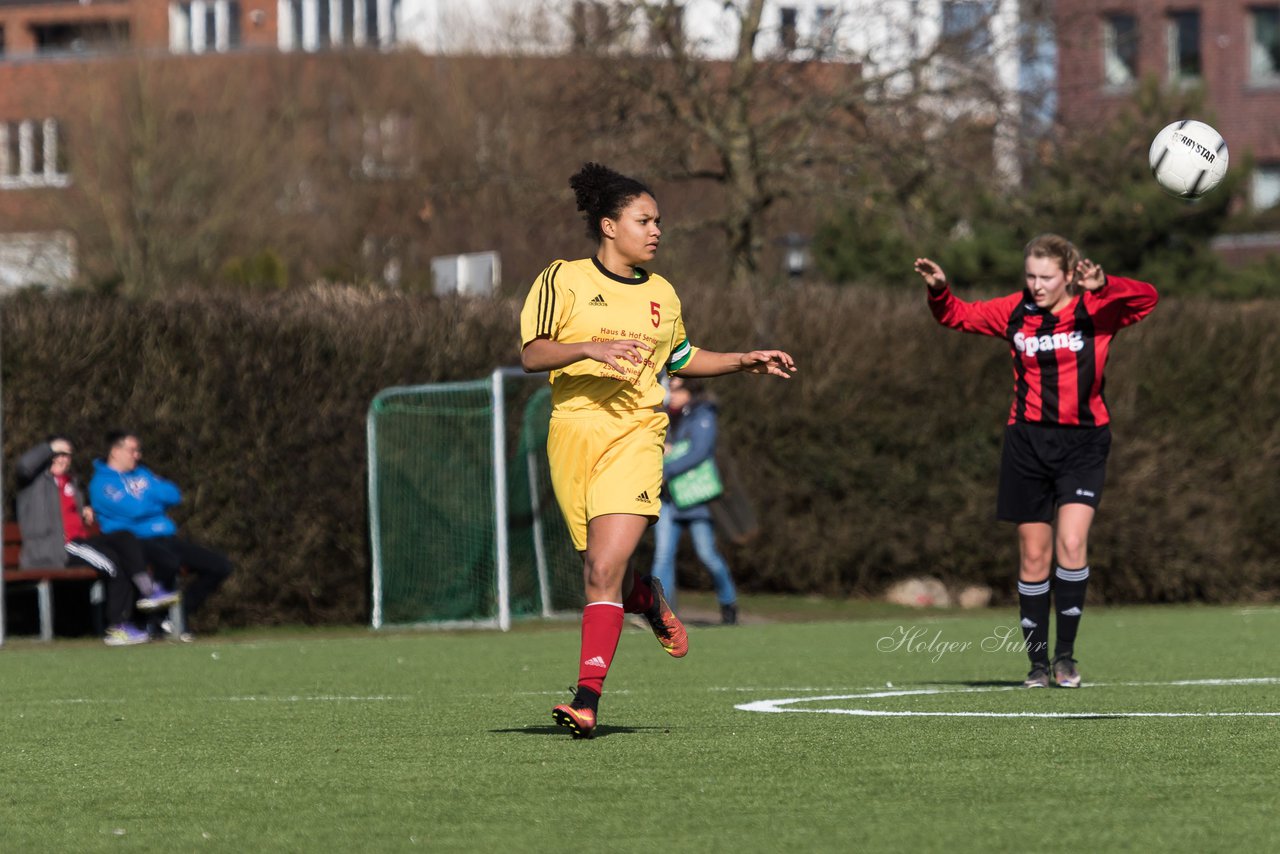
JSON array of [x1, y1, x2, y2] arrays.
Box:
[[1053, 565, 1090, 659], [572, 685, 600, 713], [1018, 579, 1051, 667]]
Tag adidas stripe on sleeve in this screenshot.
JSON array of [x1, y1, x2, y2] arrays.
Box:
[[521, 261, 566, 345]]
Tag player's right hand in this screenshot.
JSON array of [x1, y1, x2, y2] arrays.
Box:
[[584, 339, 653, 374], [913, 258, 947, 291]]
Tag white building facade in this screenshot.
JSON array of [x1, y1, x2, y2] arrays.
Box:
[[395, 0, 1027, 181]]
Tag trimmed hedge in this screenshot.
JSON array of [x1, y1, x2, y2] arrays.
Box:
[[3, 284, 1277, 628]]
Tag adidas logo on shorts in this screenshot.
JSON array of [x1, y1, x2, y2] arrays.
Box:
[[590, 294, 608, 306], [635, 490, 651, 503]]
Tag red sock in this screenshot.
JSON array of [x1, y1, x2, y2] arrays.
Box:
[[622, 575, 654, 614], [577, 602, 624, 695]]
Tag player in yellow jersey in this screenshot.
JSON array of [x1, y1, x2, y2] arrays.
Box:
[[520, 162, 796, 738]]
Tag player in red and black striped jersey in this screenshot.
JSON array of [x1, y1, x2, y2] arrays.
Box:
[[915, 233, 1158, 689]]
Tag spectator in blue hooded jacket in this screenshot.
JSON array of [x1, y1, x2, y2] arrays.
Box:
[[652, 376, 739, 625], [89, 430, 233, 637]]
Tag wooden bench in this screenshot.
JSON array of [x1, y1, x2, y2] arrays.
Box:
[[3, 521, 103, 641]]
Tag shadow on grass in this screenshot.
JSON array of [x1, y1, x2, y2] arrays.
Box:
[[908, 680, 1026, 688], [684, 618, 721, 628], [491, 725, 668, 738]]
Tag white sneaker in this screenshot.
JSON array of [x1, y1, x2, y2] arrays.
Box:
[[159, 619, 196, 643]]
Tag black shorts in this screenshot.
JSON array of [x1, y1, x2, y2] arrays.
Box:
[[997, 423, 1111, 524]]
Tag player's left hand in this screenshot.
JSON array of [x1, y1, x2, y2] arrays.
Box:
[[740, 350, 797, 378], [1076, 259, 1106, 291]]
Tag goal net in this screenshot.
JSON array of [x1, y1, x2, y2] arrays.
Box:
[[367, 367, 582, 629]]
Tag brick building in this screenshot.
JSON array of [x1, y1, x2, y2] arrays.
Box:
[[1, 0, 1034, 288], [0, 0, 405, 287], [1056, 0, 1280, 212]]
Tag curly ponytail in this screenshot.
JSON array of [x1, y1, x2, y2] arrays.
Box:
[[568, 162, 655, 242]]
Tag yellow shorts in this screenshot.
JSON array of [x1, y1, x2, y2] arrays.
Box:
[[547, 408, 668, 551]]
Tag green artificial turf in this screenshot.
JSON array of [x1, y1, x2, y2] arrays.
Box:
[[1, 603, 1277, 852]]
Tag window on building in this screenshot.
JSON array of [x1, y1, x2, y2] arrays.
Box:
[[1103, 13, 1138, 86], [286, 0, 304, 49], [360, 112, 415, 179], [363, 0, 378, 43], [1253, 163, 1280, 208], [647, 2, 683, 50], [170, 1, 242, 53], [0, 119, 72, 191], [171, 2, 191, 48], [815, 5, 836, 33], [1250, 8, 1280, 83], [280, 0, 397, 51], [341, 0, 356, 44], [811, 5, 837, 54], [779, 6, 798, 52], [31, 21, 130, 55], [1168, 10, 1201, 82], [942, 0, 994, 58], [571, 1, 618, 50], [316, 0, 331, 46]]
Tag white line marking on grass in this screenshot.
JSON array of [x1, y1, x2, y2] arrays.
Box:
[[708, 686, 875, 693], [34, 695, 409, 706], [222, 695, 409, 702], [515, 690, 632, 697], [736, 677, 1280, 719], [46, 698, 127, 705]]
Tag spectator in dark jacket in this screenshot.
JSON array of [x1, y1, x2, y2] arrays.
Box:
[[16, 436, 179, 645], [652, 377, 739, 625]]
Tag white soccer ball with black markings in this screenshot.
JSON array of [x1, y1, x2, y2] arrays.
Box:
[[1149, 120, 1229, 199]]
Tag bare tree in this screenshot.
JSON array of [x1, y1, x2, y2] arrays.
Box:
[[556, 0, 1024, 291], [57, 58, 294, 293]]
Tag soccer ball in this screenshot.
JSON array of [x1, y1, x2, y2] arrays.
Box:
[[1148, 120, 1229, 199]]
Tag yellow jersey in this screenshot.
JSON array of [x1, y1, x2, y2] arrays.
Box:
[[520, 257, 698, 414]]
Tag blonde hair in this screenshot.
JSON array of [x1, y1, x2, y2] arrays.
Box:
[[1024, 233, 1082, 294]]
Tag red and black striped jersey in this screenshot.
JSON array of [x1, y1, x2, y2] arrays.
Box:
[[928, 276, 1158, 426]]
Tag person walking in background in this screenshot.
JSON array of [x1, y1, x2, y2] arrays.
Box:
[[520, 161, 796, 738], [89, 430, 233, 640], [653, 376, 739, 625], [914, 234, 1157, 689], [15, 436, 180, 646]]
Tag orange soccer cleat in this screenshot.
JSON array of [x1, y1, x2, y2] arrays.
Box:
[[642, 577, 688, 658], [552, 703, 597, 739]]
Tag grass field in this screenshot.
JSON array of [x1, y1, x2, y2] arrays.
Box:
[[1, 600, 1278, 852]]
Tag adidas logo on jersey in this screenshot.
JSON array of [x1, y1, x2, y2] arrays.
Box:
[[1059, 606, 1082, 617], [590, 294, 608, 306], [582, 655, 607, 668], [1020, 617, 1038, 629], [635, 490, 651, 504]]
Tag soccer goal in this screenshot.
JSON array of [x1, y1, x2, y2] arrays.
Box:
[[367, 367, 582, 630]]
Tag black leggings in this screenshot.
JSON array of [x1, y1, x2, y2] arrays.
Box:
[[65, 530, 146, 626], [141, 537, 233, 617]]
